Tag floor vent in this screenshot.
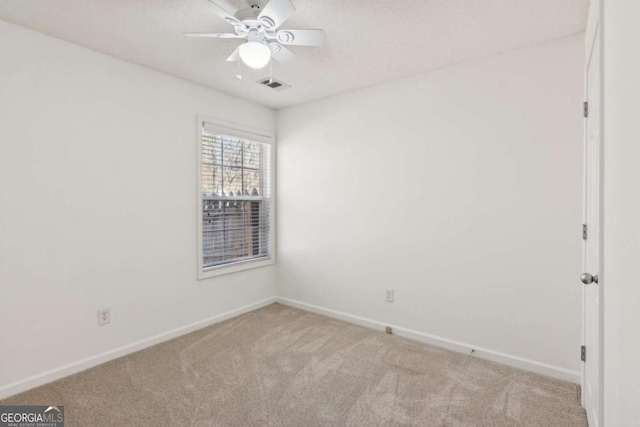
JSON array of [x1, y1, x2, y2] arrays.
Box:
[[258, 77, 291, 91]]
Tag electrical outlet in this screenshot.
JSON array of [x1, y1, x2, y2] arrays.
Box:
[[385, 288, 394, 302], [98, 308, 111, 326]]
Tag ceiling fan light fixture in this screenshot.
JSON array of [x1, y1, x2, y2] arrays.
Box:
[[239, 41, 272, 69]]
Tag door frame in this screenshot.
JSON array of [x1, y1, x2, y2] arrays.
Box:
[[581, 0, 604, 425]]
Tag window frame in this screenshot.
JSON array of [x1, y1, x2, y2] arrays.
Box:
[[197, 116, 276, 279]]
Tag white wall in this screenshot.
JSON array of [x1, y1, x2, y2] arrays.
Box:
[[603, 1, 640, 425], [277, 35, 584, 379], [0, 20, 276, 397]]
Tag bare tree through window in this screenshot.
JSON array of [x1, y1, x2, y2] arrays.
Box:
[[201, 131, 271, 268]]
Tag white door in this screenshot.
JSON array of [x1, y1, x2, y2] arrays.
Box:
[[582, 10, 603, 427]]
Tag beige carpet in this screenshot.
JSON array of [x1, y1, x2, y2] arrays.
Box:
[[1, 303, 587, 426]]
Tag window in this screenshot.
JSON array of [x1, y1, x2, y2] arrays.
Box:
[[197, 117, 274, 278]]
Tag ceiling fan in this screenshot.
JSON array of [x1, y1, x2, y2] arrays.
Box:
[[185, 0, 327, 70]]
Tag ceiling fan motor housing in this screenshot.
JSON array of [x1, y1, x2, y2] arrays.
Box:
[[234, 7, 281, 42], [234, 8, 260, 24]]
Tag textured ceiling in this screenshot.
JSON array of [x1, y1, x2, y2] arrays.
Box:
[[0, 0, 587, 109]]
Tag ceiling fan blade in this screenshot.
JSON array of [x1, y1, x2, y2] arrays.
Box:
[[275, 29, 326, 47], [258, 0, 295, 30], [206, 0, 244, 28], [183, 33, 243, 39], [226, 46, 241, 62], [271, 44, 297, 63]]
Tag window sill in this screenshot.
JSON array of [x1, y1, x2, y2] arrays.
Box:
[[198, 257, 275, 280]]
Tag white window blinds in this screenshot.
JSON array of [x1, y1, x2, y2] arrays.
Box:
[[200, 121, 273, 272]]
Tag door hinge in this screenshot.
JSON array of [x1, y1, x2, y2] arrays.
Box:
[[583, 224, 588, 240], [581, 345, 586, 362], [584, 101, 589, 118]]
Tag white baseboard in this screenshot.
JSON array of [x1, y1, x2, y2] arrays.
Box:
[[1, 295, 580, 400], [0, 297, 277, 400], [276, 297, 581, 384]]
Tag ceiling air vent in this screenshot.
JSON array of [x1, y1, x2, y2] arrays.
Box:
[[258, 77, 291, 91]]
